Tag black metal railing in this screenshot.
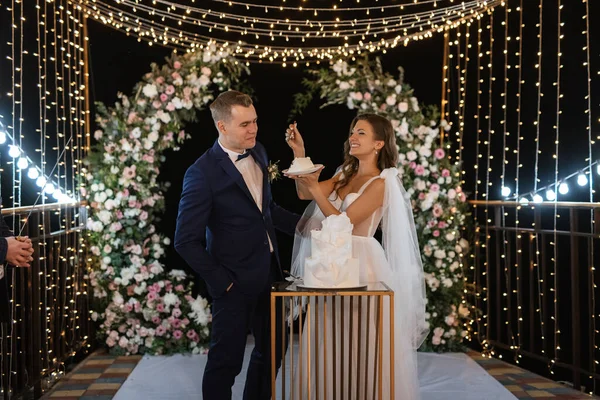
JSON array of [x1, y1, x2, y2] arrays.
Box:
[[0, 203, 93, 399], [468, 200, 600, 394]]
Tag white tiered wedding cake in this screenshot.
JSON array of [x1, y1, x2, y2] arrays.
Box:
[[303, 213, 360, 288]]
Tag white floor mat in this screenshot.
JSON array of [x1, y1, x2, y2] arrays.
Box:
[[114, 337, 515, 400]]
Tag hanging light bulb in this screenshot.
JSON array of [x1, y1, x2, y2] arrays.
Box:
[[44, 183, 55, 194], [519, 197, 529, 205], [0, 131, 6, 144], [546, 189, 557, 201], [52, 190, 62, 200], [577, 174, 588, 186], [17, 157, 28, 170], [8, 145, 20, 158], [558, 182, 569, 195], [36, 176, 47, 188], [533, 194, 544, 203], [597, 164, 600, 175], [501, 186, 511, 197], [27, 168, 39, 180]]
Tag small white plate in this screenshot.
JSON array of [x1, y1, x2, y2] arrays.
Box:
[[282, 164, 324, 176]]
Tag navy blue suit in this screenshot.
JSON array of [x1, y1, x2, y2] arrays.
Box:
[[175, 140, 299, 399]]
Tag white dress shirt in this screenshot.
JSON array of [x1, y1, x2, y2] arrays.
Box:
[[218, 140, 273, 252]]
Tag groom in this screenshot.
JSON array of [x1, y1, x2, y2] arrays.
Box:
[[175, 90, 299, 400]]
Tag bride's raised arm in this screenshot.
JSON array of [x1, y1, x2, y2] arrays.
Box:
[[284, 122, 340, 200]]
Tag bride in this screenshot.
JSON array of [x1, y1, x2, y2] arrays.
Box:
[[284, 113, 428, 400]]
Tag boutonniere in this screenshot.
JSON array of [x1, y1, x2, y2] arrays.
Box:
[[267, 161, 281, 183]]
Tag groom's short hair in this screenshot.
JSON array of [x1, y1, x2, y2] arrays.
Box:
[[210, 90, 253, 125]]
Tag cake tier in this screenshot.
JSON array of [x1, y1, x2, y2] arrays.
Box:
[[303, 257, 360, 288]]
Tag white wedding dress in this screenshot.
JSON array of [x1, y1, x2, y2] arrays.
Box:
[[288, 168, 427, 400]]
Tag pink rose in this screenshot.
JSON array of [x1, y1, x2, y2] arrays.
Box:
[[156, 303, 165, 312], [434, 148, 445, 160], [432, 336, 441, 345], [433, 230, 440, 237], [152, 316, 161, 324], [430, 184, 440, 192], [174, 61, 182, 70], [166, 102, 176, 112], [175, 284, 185, 292], [160, 93, 168, 102], [172, 319, 182, 329], [427, 220, 437, 228], [414, 165, 425, 176], [127, 112, 138, 124], [147, 292, 158, 301], [156, 77, 165, 84], [187, 330, 197, 339], [409, 162, 417, 169], [363, 92, 372, 101], [172, 308, 182, 318], [165, 85, 175, 95], [438, 221, 448, 229], [155, 325, 166, 336], [442, 169, 450, 177], [173, 330, 183, 340], [152, 100, 162, 109], [418, 193, 426, 200]]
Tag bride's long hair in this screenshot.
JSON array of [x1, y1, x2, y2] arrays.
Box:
[[334, 113, 399, 194]]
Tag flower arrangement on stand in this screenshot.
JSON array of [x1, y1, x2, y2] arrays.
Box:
[[84, 44, 249, 355], [294, 58, 473, 352]]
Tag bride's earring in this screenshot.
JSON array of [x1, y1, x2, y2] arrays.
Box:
[[374, 148, 378, 155]]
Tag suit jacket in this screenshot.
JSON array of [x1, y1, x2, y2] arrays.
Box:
[[175, 140, 299, 298], [0, 209, 13, 323]]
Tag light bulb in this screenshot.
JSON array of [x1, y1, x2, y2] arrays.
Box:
[[533, 194, 543, 203], [558, 183, 569, 195], [501, 186, 511, 197], [577, 174, 588, 186], [27, 168, 39, 180], [546, 189, 557, 201], [44, 183, 55, 194], [597, 164, 600, 175], [519, 197, 529, 205], [8, 145, 20, 158], [17, 157, 28, 170], [36, 176, 47, 188], [0, 131, 6, 144], [52, 190, 62, 200]]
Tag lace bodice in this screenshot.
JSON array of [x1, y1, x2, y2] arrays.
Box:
[[328, 175, 383, 237]]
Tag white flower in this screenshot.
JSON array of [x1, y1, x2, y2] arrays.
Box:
[[448, 189, 457, 199], [406, 151, 417, 161], [387, 79, 397, 87], [142, 84, 158, 98], [148, 131, 159, 142], [339, 81, 350, 90], [113, 291, 124, 306], [157, 111, 171, 124], [131, 127, 142, 138], [398, 102, 409, 113], [94, 130, 103, 140], [394, 84, 402, 94], [442, 278, 453, 288], [459, 238, 469, 250], [385, 95, 396, 106], [163, 293, 179, 307], [199, 75, 211, 87], [445, 232, 455, 241], [434, 249, 446, 259]]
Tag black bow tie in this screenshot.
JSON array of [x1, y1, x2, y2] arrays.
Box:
[[236, 151, 251, 162]]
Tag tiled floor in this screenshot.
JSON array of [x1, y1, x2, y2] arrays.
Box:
[[41, 350, 596, 399]]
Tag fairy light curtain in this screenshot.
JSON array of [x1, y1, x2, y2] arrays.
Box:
[[0, 0, 90, 396], [442, 0, 600, 393]]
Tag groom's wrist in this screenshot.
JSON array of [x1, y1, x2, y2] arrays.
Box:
[[293, 150, 305, 158]]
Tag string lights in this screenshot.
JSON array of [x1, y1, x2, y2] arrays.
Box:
[[72, 0, 502, 64], [1, 0, 89, 396]]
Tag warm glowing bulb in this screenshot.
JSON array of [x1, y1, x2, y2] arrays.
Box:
[[501, 186, 511, 197], [36, 176, 47, 188], [0, 131, 6, 144], [17, 157, 28, 170], [558, 183, 569, 195], [577, 174, 588, 186], [44, 183, 55, 194], [546, 189, 557, 201], [27, 168, 39, 180], [533, 194, 543, 203], [8, 145, 20, 158], [519, 197, 529, 205]]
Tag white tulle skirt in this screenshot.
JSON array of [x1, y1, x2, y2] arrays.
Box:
[[289, 236, 420, 400]]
